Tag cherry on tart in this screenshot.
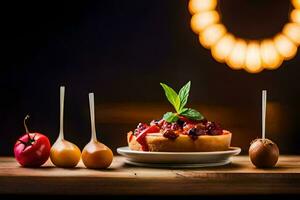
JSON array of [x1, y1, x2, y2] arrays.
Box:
[[50, 86, 81, 168], [127, 81, 232, 152]]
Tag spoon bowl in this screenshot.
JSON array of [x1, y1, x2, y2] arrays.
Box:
[[50, 86, 81, 168], [50, 139, 81, 168], [82, 140, 113, 169], [81, 93, 113, 169]]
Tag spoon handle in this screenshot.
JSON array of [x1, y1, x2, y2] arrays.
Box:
[[262, 90, 267, 140], [89, 93, 97, 142], [59, 86, 65, 140]]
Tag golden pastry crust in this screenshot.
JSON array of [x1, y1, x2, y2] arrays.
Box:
[[127, 131, 232, 152]]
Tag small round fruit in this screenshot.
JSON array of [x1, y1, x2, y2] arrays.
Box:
[[81, 141, 113, 169], [249, 138, 279, 168], [14, 115, 51, 167], [14, 133, 51, 167], [50, 140, 81, 168]]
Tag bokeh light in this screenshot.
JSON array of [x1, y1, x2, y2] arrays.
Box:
[[189, 0, 300, 73], [283, 23, 300, 45], [211, 33, 236, 62], [189, 0, 217, 14], [260, 39, 283, 70], [292, 0, 300, 8], [191, 11, 220, 34], [226, 39, 247, 70], [199, 24, 226, 48], [245, 42, 263, 73], [290, 9, 300, 24], [274, 34, 297, 60]]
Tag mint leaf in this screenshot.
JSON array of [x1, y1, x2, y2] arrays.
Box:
[[160, 83, 181, 112], [160, 81, 205, 122], [180, 108, 204, 121], [179, 107, 188, 114], [178, 81, 191, 111], [163, 112, 179, 123]]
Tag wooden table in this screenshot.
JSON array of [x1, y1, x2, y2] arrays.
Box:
[[0, 156, 300, 195]]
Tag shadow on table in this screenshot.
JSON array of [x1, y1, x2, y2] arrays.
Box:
[[0, 195, 299, 200], [120, 162, 245, 170]]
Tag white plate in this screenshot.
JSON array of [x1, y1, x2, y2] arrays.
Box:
[[117, 146, 241, 168], [124, 160, 232, 168]]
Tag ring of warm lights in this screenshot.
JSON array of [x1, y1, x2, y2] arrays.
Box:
[[189, 0, 300, 73]]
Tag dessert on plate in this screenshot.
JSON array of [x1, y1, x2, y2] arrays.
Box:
[[127, 81, 232, 152]]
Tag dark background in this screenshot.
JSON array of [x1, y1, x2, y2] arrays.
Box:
[[1, 0, 299, 156]]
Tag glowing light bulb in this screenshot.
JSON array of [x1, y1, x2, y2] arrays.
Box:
[[226, 39, 247, 70], [260, 39, 283, 70], [283, 23, 300, 45], [245, 41, 263, 73], [292, 0, 300, 8], [188, 0, 299, 73], [274, 34, 297, 60], [290, 9, 300, 24], [211, 33, 236, 62], [199, 24, 226, 48], [189, 0, 217, 14], [191, 11, 220, 34]]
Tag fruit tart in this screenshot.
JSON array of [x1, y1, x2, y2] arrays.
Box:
[[127, 81, 232, 152]]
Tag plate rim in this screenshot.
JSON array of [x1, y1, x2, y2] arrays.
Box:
[[117, 146, 241, 155], [124, 159, 232, 168]]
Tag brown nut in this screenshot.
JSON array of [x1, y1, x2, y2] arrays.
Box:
[[249, 138, 279, 168]]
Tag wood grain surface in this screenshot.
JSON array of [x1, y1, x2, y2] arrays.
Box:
[[0, 156, 300, 195]]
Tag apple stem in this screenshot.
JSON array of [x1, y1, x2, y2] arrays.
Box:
[[24, 115, 30, 133], [262, 90, 267, 140], [59, 86, 65, 140], [89, 93, 97, 142]]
